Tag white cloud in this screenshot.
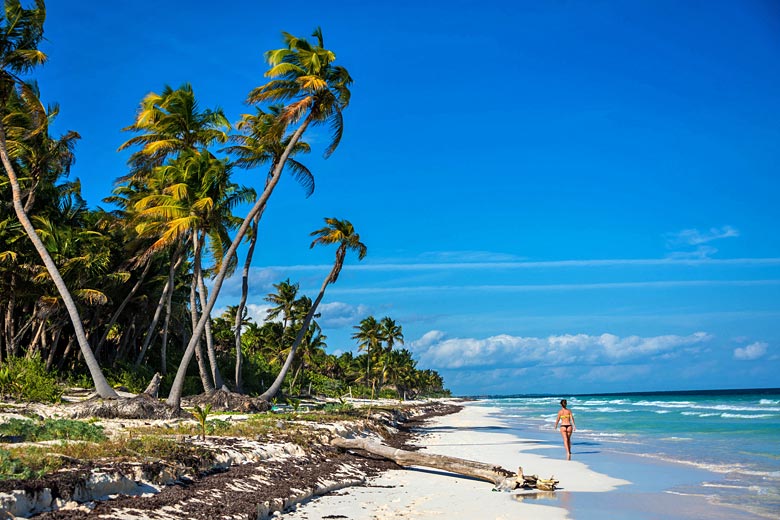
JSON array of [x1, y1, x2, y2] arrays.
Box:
[[268, 256, 780, 273], [666, 225, 739, 246], [666, 245, 719, 260], [733, 342, 768, 361], [245, 303, 275, 324], [409, 331, 712, 370], [318, 301, 371, 328], [218, 267, 283, 297], [416, 250, 523, 263]]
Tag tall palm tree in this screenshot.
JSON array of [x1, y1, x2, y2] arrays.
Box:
[[119, 83, 230, 171], [378, 316, 404, 390], [0, 0, 117, 398], [167, 28, 353, 409], [352, 316, 380, 390], [379, 316, 404, 352], [223, 107, 313, 391], [264, 279, 299, 329], [259, 218, 365, 401]]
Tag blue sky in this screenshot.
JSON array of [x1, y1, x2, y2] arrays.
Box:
[[36, 1, 779, 395]]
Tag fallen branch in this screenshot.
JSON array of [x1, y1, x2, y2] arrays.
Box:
[[331, 437, 558, 491]]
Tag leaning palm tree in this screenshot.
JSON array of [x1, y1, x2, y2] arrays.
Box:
[[166, 28, 352, 409], [0, 0, 117, 398], [223, 105, 313, 391], [259, 218, 366, 401]]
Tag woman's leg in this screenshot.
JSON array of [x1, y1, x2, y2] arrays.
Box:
[[566, 428, 573, 459], [560, 427, 571, 458]]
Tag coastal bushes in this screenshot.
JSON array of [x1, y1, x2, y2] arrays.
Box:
[[0, 418, 106, 443], [0, 356, 62, 403]]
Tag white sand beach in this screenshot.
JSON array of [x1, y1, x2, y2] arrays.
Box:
[[281, 403, 628, 520]]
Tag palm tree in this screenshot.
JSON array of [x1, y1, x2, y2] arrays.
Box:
[[119, 83, 230, 171], [223, 105, 313, 392], [259, 218, 365, 401], [379, 317, 404, 351], [352, 316, 380, 391], [0, 0, 117, 398], [382, 348, 416, 400], [264, 279, 299, 329], [166, 28, 353, 409], [377, 316, 404, 391]]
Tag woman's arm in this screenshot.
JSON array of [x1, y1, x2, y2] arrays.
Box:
[[554, 411, 560, 429]]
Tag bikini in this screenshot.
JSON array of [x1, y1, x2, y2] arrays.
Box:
[[559, 412, 573, 430]]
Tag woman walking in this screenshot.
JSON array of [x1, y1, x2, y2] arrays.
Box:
[[554, 399, 576, 460]]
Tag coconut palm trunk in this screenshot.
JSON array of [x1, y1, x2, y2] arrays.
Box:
[[95, 259, 152, 357], [135, 248, 183, 366], [234, 211, 261, 392], [165, 116, 312, 408], [197, 268, 225, 389], [260, 262, 335, 401], [189, 233, 215, 393], [159, 277, 175, 374], [0, 126, 118, 399]]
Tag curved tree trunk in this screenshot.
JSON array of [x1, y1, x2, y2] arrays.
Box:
[[44, 324, 63, 371], [159, 277, 175, 375], [0, 126, 118, 399], [234, 212, 261, 393], [4, 274, 17, 358], [190, 233, 214, 393], [95, 259, 152, 357], [260, 260, 337, 402], [135, 249, 182, 366], [166, 116, 313, 408], [190, 273, 215, 393], [197, 267, 225, 389]]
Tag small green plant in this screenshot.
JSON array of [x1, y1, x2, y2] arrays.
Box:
[[286, 397, 301, 413], [205, 418, 231, 436], [191, 404, 212, 440]]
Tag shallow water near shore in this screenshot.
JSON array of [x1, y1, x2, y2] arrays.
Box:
[[477, 388, 780, 518]]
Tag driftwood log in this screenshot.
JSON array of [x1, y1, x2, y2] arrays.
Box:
[[331, 437, 558, 492]]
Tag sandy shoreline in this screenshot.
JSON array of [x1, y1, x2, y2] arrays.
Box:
[[281, 403, 627, 520], [282, 402, 768, 520]]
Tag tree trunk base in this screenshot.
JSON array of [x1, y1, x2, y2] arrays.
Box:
[[184, 387, 270, 413], [68, 393, 187, 419]]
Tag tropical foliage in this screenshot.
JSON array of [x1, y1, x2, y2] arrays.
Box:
[[0, 1, 448, 405]]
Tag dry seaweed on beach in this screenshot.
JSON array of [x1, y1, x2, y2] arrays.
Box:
[[0, 401, 461, 519]]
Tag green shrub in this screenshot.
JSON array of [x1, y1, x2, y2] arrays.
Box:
[[378, 388, 399, 399], [0, 356, 62, 403], [0, 448, 43, 480], [0, 418, 106, 442], [106, 362, 156, 394], [306, 373, 344, 398]]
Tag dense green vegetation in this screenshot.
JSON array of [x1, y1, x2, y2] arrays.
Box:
[[0, 0, 448, 404]]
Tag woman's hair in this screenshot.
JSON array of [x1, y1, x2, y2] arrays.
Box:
[[560, 399, 568, 408]]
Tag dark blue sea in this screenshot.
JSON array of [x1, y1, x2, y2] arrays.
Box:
[[474, 389, 780, 518]]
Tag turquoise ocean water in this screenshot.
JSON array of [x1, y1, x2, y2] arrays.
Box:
[[474, 389, 780, 518]]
